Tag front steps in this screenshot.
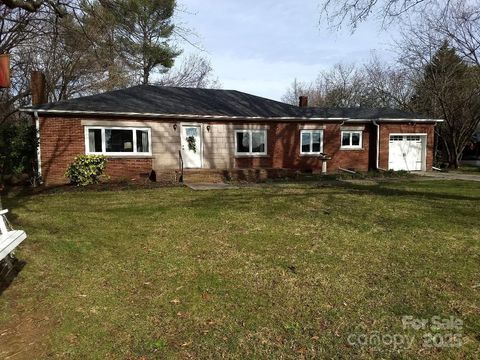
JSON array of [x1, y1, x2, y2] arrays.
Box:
[[181, 169, 226, 184]]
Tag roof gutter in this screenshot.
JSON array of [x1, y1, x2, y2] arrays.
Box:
[[18, 108, 444, 123], [19, 108, 351, 122], [377, 118, 443, 123]]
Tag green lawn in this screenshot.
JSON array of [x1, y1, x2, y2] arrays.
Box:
[[0, 179, 479, 359], [457, 164, 480, 173]]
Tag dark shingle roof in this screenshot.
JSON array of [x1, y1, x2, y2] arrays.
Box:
[[24, 85, 432, 120], [27, 85, 303, 118], [303, 107, 429, 120]]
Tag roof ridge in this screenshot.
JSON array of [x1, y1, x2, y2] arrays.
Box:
[[229, 89, 300, 109]]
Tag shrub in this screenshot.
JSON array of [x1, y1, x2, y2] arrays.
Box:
[[0, 121, 38, 183], [65, 155, 108, 186]]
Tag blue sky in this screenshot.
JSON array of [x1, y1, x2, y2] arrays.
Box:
[[176, 0, 397, 101]]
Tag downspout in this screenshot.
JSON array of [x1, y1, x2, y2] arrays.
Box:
[[34, 111, 43, 184], [432, 121, 438, 171], [372, 120, 380, 170]]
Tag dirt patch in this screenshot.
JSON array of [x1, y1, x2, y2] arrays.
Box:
[[0, 261, 50, 359], [0, 313, 50, 359]]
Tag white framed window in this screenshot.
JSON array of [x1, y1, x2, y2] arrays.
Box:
[[235, 129, 267, 156], [85, 126, 152, 156], [341, 131, 362, 149], [300, 130, 323, 154]]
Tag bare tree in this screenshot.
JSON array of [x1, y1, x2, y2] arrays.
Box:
[[157, 54, 221, 88], [282, 78, 319, 105], [282, 61, 412, 108], [320, 0, 443, 29], [0, 7, 41, 123], [318, 63, 368, 106], [282, 64, 366, 107], [428, 0, 480, 66], [363, 55, 415, 110], [0, 6, 37, 53], [1, 0, 67, 15]]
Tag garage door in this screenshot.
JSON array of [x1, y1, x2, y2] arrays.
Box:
[[388, 135, 425, 171]]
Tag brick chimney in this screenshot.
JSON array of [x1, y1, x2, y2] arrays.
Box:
[[299, 96, 308, 108], [31, 71, 47, 105]]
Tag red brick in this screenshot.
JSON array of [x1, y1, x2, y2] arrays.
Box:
[[235, 123, 373, 172], [39, 118, 152, 185], [38, 116, 436, 185], [378, 123, 434, 170]]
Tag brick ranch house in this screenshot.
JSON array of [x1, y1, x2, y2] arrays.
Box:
[[21, 78, 442, 185]]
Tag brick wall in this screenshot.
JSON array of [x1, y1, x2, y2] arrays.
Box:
[[39, 117, 153, 185], [378, 123, 435, 170], [39, 117, 84, 185], [38, 116, 436, 186], [104, 158, 153, 181], [235, 123, 372, 172]]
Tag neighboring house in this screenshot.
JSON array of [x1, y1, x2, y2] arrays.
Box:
[[21, 79, 442, 185]]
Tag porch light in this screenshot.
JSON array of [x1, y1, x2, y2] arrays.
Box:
[[173, 124, 177, 131], [206, 125, 211, 132]]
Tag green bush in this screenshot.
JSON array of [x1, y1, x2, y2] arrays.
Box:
[[65, 155, 108, 186]]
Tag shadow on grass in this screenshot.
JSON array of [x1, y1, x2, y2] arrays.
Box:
[[183, 180, 480, 208], [2, 179, 479, 218], [0, 257, 26, 296], [334, 180, 480, 202]]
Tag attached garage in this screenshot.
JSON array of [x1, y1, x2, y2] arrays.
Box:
[[388, 134, 427, 171]]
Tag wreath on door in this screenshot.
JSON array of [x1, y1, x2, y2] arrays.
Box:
[[186, 135, 197, 153]]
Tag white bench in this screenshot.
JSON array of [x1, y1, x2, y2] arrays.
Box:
[[0, 209, 27, 265]]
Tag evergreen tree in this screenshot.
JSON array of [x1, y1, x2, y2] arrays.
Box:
[[113, 0, 181, 84], [411, 42, 480, 168]]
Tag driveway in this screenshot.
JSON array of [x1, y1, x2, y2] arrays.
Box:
[[417, 171, 480, 182]]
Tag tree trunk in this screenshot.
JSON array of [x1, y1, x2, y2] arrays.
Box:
[[447, 144, 461, 169], [142, 67, 149, 85]]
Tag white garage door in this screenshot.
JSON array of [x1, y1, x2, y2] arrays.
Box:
[[388, 135, 425, 171]]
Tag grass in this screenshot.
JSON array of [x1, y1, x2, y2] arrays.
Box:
[[0, 179, 479, 359], [457, 164, 480, 174]]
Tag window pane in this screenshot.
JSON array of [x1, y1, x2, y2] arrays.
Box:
[[186, 127, 198, 137], [105, 129, 133, 152], [312, 131, 321, 152], [342, 132, 350, 146], [301, 132, 311, 153], [236, 132, 250, 153], [136, 130, 149, 152], [88, 129, 102, 152], [351, 132, 361, 146], [251, 131, 265, 153]]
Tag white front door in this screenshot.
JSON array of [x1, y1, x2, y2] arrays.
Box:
[[388, 135, 425, 171], [181, 125, 202, 168]]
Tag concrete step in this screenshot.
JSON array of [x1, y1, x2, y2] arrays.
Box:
[[182, 169, 226, 184]]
